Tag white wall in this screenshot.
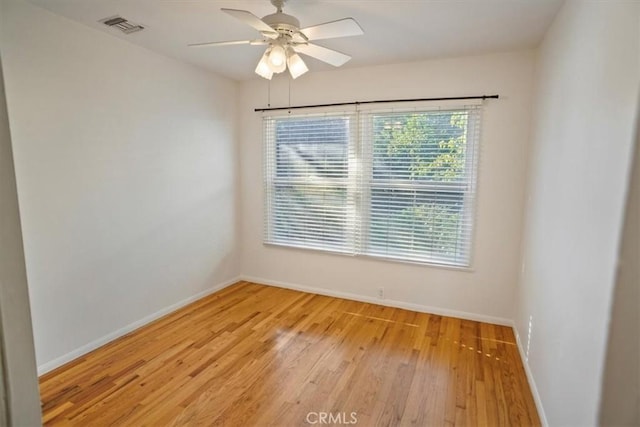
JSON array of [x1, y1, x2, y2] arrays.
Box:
[[516, 1, 640, 425], [0, 25, 42, 425], [1, 0, 240, 371], [239, 51, 535, 323]]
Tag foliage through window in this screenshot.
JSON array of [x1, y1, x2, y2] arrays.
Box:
[[264, 107, 480, 267]]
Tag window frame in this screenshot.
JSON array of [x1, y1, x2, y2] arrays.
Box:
[[263, 105, 481, 270]]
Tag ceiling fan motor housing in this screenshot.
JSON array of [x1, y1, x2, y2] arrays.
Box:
[[262, 13, 300, 39]]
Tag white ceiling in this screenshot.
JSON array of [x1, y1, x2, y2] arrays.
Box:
[[27, 0, 564, 81]]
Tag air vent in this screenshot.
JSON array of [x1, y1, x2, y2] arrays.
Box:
[[100, 16, 144, 34]]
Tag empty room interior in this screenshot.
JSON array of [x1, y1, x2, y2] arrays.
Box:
[[0, 0, 639, 425]]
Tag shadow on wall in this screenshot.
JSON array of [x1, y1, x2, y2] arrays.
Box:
[[598, 93, 640, 426], [0, 51, 42, 425]]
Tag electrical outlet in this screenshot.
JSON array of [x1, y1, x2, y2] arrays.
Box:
[[377, 287, 384, 299]]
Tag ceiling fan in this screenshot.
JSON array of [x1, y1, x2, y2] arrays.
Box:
[[189, 0, 364, 80]]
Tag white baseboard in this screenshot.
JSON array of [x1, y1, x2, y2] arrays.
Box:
[[240, 275, 512, 326], [37, 276, 241, 376], [513, 325, 548, 426]]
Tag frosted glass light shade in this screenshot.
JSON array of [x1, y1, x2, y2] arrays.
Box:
[[268, 45, 287, 73], [287, 51, 308, 79], [255, 51, 273, 80]]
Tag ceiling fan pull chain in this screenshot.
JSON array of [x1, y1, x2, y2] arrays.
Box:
[[288, 76, 291, 113]]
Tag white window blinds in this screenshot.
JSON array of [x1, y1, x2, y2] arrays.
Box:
[[264, 106, 481, 267], [264, 113, 357, 253]]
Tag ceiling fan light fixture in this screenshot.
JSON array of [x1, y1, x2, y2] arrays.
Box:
[[255, 51, 274, 80], [268, 44, 287, 72], [287, 50, 308, 79]]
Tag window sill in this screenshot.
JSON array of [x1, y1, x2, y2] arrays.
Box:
[[262, 242, 475, 273]]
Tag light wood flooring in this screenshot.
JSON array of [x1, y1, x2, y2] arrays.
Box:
[[40, 281, 540, 426]]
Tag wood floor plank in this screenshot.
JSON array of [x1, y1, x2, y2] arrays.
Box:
[[40, 281, 541, 426]]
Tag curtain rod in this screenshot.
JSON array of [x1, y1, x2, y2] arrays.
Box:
[[254, 94, 499, 112]]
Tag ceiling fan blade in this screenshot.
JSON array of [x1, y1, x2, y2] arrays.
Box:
[[221, 9, 278, 39], [294, 43, 351, 67], [188, 39, 267, 47], [299, 18, 363, 41]]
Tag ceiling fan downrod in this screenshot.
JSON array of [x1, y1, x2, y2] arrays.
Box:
[[270, 0, 287, 13]]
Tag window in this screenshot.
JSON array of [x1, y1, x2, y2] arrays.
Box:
[[264, 113, 356, 253], [264, 106, 480, 267]]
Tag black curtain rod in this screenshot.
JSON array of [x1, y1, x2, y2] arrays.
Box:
[[254, 94, 499, 112]]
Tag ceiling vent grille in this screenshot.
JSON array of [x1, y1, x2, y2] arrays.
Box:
[[100, 16, 144, 34]]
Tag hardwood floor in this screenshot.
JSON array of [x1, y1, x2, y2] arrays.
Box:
[[40, 281, 540, 426]]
